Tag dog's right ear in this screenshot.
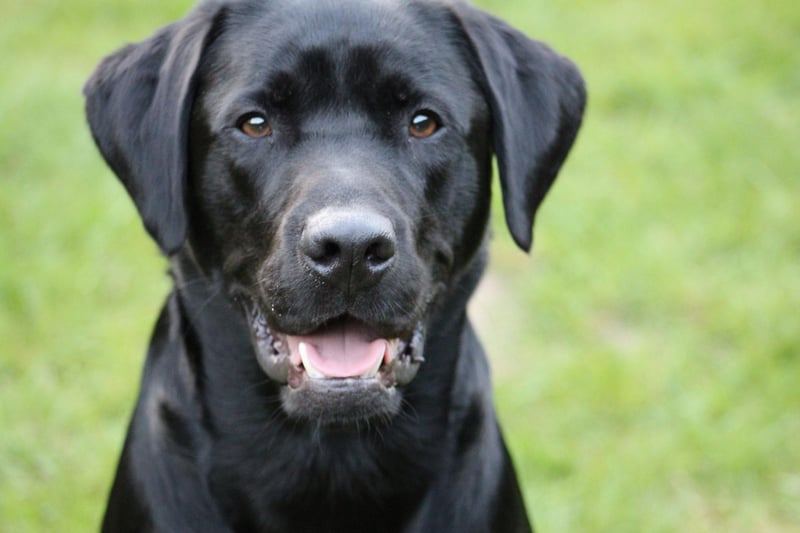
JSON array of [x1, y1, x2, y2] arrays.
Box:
[[449, 2, 586, 252], [84, 4, 224, 254]]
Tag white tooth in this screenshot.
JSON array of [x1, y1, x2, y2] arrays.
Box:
[[362, 351, 384, 378], [381, 338, 399, 366], [299, 342, 325, 379]]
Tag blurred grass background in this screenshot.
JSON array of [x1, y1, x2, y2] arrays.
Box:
[[1, 0, 798, 530]]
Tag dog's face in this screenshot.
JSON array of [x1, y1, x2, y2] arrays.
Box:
[[188, 2, 491, 424], [85, 0, 585, 427]]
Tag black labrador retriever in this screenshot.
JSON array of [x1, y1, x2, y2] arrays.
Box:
[[84, 0, 584, 531]]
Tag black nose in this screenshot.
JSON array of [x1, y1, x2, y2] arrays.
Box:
[[300, 209, 396, 291]]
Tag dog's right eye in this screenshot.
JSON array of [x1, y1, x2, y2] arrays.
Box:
[[408, 111, 440, 139], [238, 113, 272, 138]]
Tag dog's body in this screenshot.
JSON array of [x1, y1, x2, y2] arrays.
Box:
[[85, 0, 584, 531]]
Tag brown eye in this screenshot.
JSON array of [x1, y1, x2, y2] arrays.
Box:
[[409, 112, 439, 139], [239, 114, 272, 138]]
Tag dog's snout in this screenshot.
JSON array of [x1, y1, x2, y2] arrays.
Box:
[[300, 209, 396, 290]]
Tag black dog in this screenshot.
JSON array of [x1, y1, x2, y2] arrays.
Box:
[[85, 0, 584, 531]]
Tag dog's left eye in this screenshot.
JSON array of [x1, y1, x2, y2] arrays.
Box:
[[409, 112, 440, 139], [239, 113, 272, 138]]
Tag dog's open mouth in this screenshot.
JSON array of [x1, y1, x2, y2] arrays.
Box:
[[251, 311, 425, 386], [246, 303, 425, 425]]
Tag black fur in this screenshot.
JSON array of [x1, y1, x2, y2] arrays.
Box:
[[85, 0, 584, 531]]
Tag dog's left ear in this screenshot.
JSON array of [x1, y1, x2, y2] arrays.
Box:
[[451, 3, 586, 252], [84, 5, 223, 255]]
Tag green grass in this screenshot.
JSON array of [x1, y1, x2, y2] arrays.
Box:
[[1, 0, 798, 530]]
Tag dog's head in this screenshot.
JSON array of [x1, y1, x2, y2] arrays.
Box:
[[85, 0, 584, 426]]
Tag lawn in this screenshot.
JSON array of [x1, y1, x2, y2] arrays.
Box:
[[1, 0, 798, 530]]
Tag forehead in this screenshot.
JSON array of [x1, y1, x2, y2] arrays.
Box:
[[203, 0, 476, 113]]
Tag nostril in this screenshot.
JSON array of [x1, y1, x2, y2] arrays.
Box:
[[364, 237, 395, 268], [320, 240, 341, 264], [301, 234, 342, 270]]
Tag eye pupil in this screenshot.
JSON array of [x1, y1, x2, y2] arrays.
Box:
[[409, 112, 438, 138], [240, 114, 272, 138]]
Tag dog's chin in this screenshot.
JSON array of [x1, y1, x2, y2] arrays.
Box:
[[245, 304, 425, 426]]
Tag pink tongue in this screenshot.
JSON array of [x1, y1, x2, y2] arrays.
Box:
[[286, 321, 388, 378]]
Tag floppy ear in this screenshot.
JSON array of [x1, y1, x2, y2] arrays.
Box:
[[451, 3, 586, 251], [84, 5, 223, 254]]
